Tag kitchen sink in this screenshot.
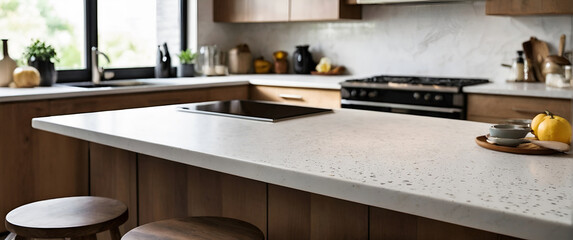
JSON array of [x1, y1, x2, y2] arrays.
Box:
[[65, 81, 156, 88]]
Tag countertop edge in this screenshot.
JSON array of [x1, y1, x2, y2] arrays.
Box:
[[31, 116, 573, 240]]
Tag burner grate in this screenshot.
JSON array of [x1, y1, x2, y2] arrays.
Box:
[[348, 75, 488, 87]]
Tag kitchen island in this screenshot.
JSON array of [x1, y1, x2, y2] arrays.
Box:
[[32, 103, 572, 240]]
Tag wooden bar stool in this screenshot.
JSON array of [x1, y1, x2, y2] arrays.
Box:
[[5, 196, 128, 240], [122, 217, 264, 240]]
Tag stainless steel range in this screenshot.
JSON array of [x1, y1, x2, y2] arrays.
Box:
[[340, 75, 489, 119]]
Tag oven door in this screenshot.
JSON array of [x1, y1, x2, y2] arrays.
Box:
[[341, 100, 465, 119]]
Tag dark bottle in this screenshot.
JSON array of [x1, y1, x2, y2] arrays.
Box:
[[162, 42, 171, 77], [155, 43, 172, 78], [293, 45, 315, 74]]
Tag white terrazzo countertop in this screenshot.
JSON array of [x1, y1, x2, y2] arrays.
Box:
[[32, 104, 573, 240], [0, 74, 352, 103], [465, 82, 573, 99]]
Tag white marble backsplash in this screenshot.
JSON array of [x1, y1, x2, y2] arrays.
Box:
[[197, 1, 573, 83]]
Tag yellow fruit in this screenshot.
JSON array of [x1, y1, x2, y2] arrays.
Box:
[[254, 57, 272, 74], [535, 112, 572, 144], [316, 57, 331, 73], [13, 66, 40, 88], [531, 112, 548, 137], [273, 51, 287, 60]]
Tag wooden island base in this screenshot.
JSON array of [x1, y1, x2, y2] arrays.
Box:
[[90, 143, 521, 240]]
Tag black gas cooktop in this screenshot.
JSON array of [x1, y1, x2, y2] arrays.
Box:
[[344, 75, 489, 87], [177, 100, 333, 122]]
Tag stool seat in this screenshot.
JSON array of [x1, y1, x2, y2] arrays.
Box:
[[5, 196, 128, 239], [122, 217, 264, 240]]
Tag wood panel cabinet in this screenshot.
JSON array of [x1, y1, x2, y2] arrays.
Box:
[[0, 101, 50, 233], [87, 145, 524, 239], [486, 0, 573, 15], [290, 0, 361, 21], [0, 85, 248, 233], [467, 94, 571, 123], [214, 0, 361, 22], [213, 0, 289, 23], [249, 85, 341, 109]]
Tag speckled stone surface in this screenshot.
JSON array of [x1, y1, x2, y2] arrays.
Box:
[[33, 105, 573, 240], [0, 75, 349, 103], [465, 82, 573, 99]]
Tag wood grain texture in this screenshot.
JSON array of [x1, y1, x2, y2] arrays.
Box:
[[90, 143, 138, 239], [213, 0, 289, 22], [268, 185, 311, 240], [249, 85, 341, 109], [0, 101, 50, 232], [486, 0, 573, 15], [214, 0, 360, 22], [370, 207, 418, 240], [33, 130, 89, 201], [5, 196, 127, 239], [467, 94, 571, 123], [122, 217, 264, 240], [187, 166, 267, 237], [138, 155, 189, 225], [291, 0, 361, 21], [417, 217, 499, 240], [310, 193, 369, 239]]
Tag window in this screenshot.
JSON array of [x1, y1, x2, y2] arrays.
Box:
[[0, 0, 186, 83], [0, 0, 85, 70]]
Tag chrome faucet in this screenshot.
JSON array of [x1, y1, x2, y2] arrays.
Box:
[[91, 47, 113, 84]]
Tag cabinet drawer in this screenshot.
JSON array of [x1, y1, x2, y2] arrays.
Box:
[[250, 85, 340, 109], [467, 94, 571, 123]]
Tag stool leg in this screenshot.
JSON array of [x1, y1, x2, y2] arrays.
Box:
[[109, 227, 121, 240]]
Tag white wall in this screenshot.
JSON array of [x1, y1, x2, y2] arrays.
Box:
[[197, 1, 573, 82]]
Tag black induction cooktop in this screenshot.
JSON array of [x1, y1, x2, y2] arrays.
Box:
[[177, 100, 333, 122]]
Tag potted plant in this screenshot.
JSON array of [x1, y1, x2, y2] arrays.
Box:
[[23, 39, 58, 86], [177, 49, 197, 77]]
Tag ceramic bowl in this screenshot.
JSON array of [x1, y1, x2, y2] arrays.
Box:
[[489, 124, 531, 139], [503, 119, 532, 128], [486, 135, 526, 147]]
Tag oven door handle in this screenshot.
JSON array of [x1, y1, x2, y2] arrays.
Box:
[[341, 100, 462, 113]]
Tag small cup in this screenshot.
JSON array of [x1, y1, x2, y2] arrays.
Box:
[[489, 124, 531, 139]]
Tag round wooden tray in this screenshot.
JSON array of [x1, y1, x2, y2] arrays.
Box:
[[475, 135, 558, 155]]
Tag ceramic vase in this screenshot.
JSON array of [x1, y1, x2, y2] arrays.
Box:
[[293, 45, 315, 74], [0, 39, 17, 87], [29, 58, 57, 86]]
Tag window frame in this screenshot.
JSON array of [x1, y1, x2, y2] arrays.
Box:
[[57, 0, 187, 83]]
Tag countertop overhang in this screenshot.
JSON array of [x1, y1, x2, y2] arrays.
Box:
[[32, 104, 573, 240]]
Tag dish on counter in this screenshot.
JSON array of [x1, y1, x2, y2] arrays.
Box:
[[475, 135, 558, 155], [489, 124, 531, 139]]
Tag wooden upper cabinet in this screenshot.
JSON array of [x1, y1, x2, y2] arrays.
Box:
[[214, 0, 361, 23], [486, 0, 573, 15], [214, 0, 289, 22], [290, 0, 361, 21]]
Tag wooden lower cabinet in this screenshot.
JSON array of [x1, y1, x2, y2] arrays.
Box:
[[0, 101, 50, 233], [88, 145, 523, 240], [0, 85, 248, 233], [467, 94, 572, 123], [250, 85, 341, 109]]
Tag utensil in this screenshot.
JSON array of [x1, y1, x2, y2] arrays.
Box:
[[526, 139, 570, 152], [530, 37, 550, 82], [521, 40, 537, 81], [559, 34, 566, 57]]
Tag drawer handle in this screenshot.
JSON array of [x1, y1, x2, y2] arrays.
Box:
[[279, 94, 303, 100], [511, 107, 541, 115]]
